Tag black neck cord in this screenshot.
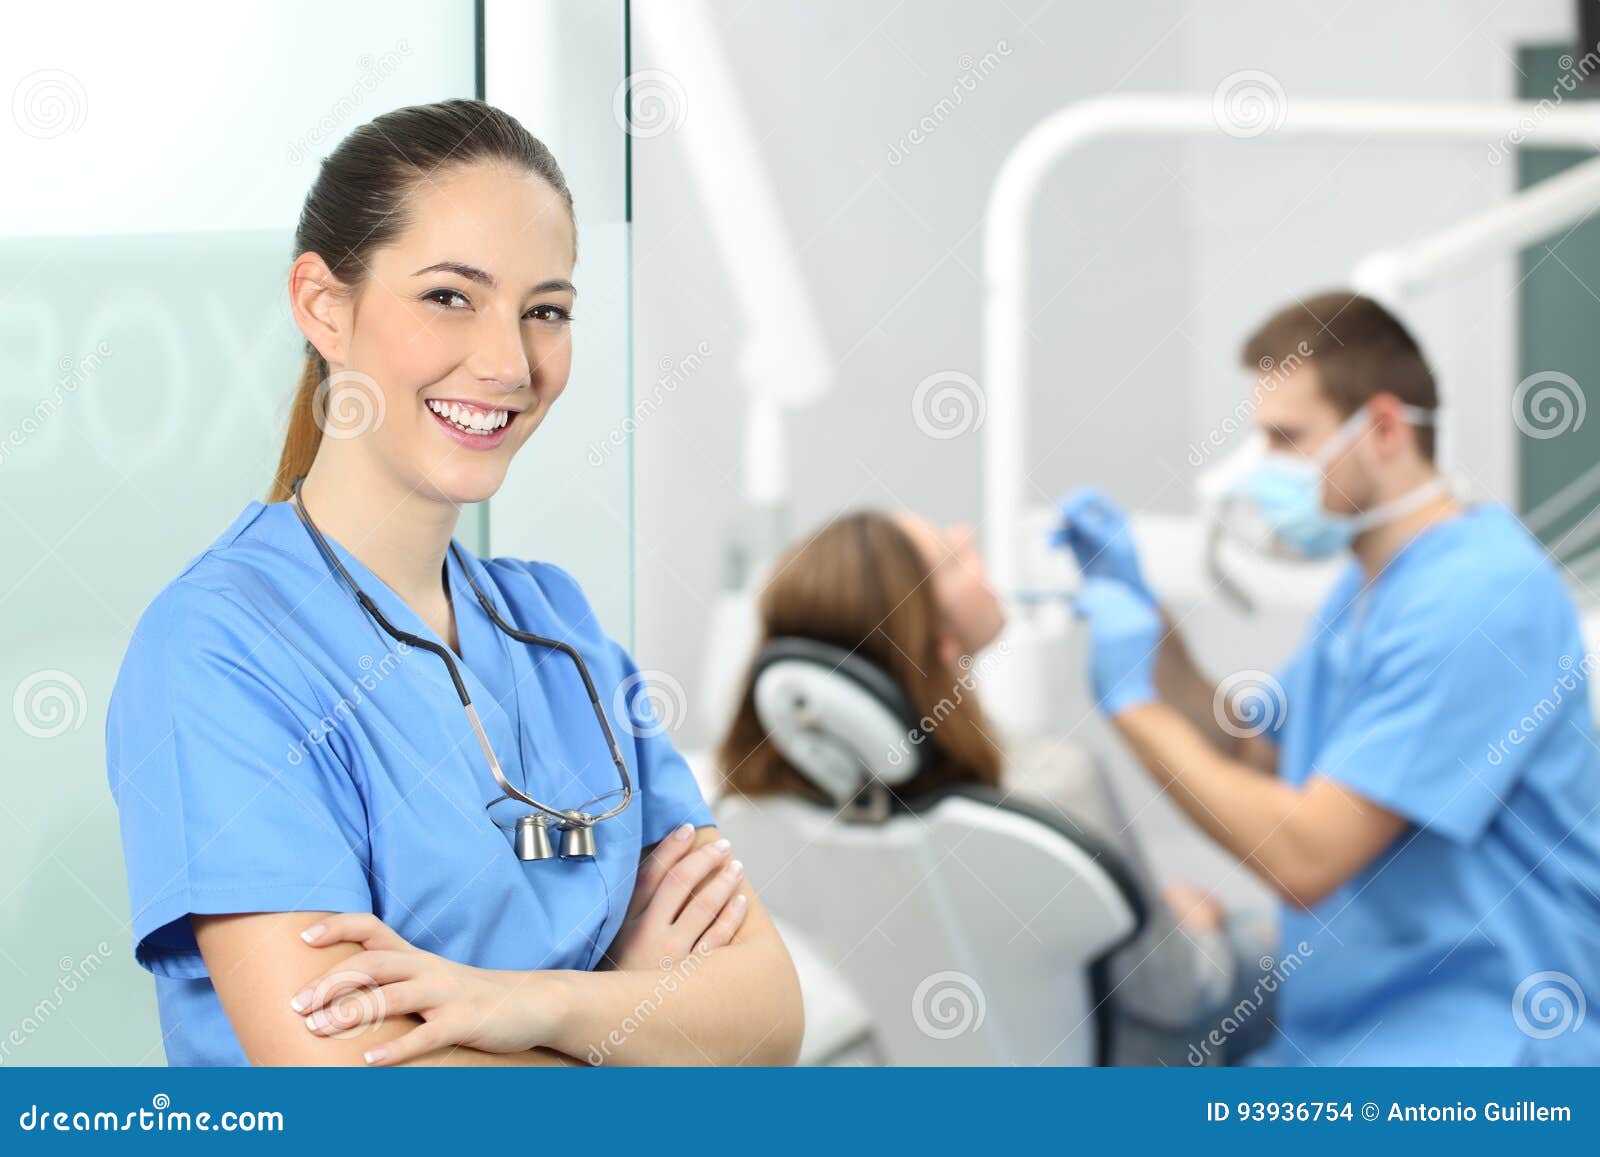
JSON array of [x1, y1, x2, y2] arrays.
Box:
[[286, 475, 633, 817]]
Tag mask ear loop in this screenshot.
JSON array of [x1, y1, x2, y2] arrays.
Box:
[[1331, 403, 1453, 532]]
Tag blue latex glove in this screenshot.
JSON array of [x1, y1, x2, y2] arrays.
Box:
[[1073, 576, 1162, 716], [1050, 488, 1156, 606]]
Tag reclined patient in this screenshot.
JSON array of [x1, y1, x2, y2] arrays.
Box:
[[712, 509, 1273, 1065]]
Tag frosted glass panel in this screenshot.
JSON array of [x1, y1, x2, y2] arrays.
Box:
[[0, 4, 476, 1065]]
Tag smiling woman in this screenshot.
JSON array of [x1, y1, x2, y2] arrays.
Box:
[[103, 99, 802, 1068], [267, 101, 580, 513]]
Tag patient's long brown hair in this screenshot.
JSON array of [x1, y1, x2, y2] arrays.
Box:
[[716, 511, 1003, 804]]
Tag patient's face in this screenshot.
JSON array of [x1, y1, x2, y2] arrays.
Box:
[[896, 514, 1006, 659]]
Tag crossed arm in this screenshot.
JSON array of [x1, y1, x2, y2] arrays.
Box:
[[193, 824, 804, 1066]]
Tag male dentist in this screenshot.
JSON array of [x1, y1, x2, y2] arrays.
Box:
[[1058, 291, 1600, 1065]]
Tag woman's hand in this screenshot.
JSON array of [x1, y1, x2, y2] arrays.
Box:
[[292, 913, 562, 1066], [603, 822, 748, 971]]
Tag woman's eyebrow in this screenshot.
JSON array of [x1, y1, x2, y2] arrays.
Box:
[[411, 261, 575, 295]]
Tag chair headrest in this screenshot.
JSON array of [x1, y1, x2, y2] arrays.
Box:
[[751, 637, 927, 804]]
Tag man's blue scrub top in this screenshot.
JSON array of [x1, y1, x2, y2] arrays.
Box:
[[1249, 502, 1600, 1065], [105, 499, 715, 1065]]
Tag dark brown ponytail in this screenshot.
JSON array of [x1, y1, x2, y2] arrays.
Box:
[[267, 98, 575, 502]]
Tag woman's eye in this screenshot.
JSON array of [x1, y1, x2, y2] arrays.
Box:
[[525, 303, 573, 324], [423, 289, 470, 309]]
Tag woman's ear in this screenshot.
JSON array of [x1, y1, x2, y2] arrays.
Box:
[[288, 252, 352, 365]]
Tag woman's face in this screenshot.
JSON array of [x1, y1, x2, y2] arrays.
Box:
[[320, 160, 578, 506], [895, 513, 1006, 660]]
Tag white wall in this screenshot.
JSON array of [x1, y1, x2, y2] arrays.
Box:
[[630, 0, 1195, 744], [1184, 0, 1574, 522]]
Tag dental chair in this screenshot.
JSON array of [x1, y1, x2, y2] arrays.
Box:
[[713, 637, 1147, 1066]]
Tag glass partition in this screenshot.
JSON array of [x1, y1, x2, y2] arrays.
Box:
[[482, 0, 635, 638], [0, 1, 639, 1064]]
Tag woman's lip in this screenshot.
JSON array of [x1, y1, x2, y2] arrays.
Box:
[[426, 404, 512, 450]]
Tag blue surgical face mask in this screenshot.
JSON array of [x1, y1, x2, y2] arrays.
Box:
[[1245, 455, 1355, 557], [1242, 403, 1441, 559]]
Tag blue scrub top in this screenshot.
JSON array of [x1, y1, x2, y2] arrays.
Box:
[[105, 498, 715, 1066], [1249, 502, 1600, 1066]]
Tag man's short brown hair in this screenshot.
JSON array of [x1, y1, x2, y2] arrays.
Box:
[[1241, 290, 1438, 460]]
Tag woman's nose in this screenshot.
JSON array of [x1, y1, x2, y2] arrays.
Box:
[[468, 316, 532, 389]]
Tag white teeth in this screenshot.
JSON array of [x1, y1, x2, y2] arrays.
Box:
[[426, 399, 510, 435]]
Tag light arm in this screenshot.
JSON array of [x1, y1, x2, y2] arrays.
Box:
[[193, 911, 577, 1066], [1109, 702, 1407, 908]]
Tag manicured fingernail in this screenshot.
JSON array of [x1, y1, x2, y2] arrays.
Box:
[[731, 894, 747, 909], [673, 822, 694, 841], [304, 1011, 328, 1032], [726, 859, 744, 879], [300, 922, 325, 943], [712, 837, 731, 852], [364, 1047, 387, 1065], [289, 988, 312, 1013]]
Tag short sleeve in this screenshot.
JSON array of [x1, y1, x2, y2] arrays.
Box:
[[1310, 590, 1560, 844], [105, 583, 374, 979], [511, 558, 715, 848]]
